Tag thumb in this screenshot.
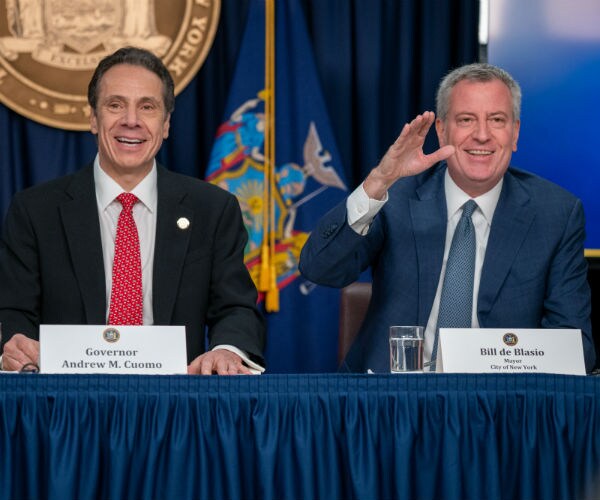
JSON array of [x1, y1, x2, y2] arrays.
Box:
[[425, 145, 455, 165]]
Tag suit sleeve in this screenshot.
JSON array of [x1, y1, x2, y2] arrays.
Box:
[[541, 198, 595, 371], [299, 200, 383, 288], [205, 194, 266, 366], [0, 193, 41, 348]]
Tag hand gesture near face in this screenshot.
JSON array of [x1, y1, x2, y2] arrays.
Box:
[[363, 112, 455, 200]]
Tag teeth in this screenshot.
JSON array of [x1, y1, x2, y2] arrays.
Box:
[[117, 137, 143, 144], [466, 149, 492, 155]]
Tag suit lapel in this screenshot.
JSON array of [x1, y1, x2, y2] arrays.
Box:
[[152, 167, 193, 324], [478, 171, 535, 320], [410, 168, 447, 325], [59, 166, 107, 323]]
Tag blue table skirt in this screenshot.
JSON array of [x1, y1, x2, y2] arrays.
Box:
[[1, 373, 599, 500]]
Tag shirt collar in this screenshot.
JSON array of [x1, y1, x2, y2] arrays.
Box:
[[93, 154, 158, 213], [444, 170, 503, 225]]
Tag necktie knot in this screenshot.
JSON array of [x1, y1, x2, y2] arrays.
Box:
[[116, 193, 139, 213], [462, 199, 477, 219]]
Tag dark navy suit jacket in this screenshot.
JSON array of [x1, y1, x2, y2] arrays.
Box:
[[0, 164, 265, 365], [300, 164, 595, 372]]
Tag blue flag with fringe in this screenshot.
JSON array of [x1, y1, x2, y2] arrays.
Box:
[[206, 0, 348, 373]]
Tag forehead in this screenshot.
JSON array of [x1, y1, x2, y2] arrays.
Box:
[[98, 64, 164, 101], [448, 79, 513, 114]]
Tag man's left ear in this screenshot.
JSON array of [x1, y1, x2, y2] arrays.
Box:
[[512, 119, 521, 152], [163, 114, 171, 139], [90, 109, 98, 135], [435, 118, 446, 146]]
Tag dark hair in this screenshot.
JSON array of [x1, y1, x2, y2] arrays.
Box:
[[87, 46, 175, 114], [436, 62, 521, 122]]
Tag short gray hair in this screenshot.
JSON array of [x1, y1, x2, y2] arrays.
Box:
[[435, 63, 521, 122]]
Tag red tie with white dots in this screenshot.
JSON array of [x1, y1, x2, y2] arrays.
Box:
[[108, 193, 143, 325]]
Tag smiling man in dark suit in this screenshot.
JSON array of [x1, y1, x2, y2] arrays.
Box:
[[299, 63, 595, 373], [0, 47, 265, 374]]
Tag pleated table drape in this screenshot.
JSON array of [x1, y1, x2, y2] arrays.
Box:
[[1, 373, 599, 500]]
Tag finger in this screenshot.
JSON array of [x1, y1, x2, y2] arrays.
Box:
[[1, 353, 22, 371], [200, 357, 215, 375], [2, 350, 35, 371], [213, 356, 231, 375], [226, 362, 251, 375], [17, 338, 40, 363], [414, 111, 435, 137], [393, 122, 411, 144], [187, 357, 201, 374], [236, 364, 252, 375]]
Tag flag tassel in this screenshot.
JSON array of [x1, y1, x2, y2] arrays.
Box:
[[258, 243, 270, 291], [265, 263, 280, 312]]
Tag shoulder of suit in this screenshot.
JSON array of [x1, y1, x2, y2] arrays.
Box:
[[157, 165, 237, 202], [12, 164, 93, 204]]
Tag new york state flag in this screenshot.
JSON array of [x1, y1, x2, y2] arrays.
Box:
[[206, 0, 348, 372]]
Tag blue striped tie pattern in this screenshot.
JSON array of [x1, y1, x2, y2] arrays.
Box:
[[431, 200, 477, 369]]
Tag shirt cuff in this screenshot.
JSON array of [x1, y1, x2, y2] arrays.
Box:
[[212, 345, 265, 374], [346, 183, 388, 235]]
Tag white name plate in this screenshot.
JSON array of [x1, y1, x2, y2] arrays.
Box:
[[40, 325, 187, 374], [438, 328, 585, 375]]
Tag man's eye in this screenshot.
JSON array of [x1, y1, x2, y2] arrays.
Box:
[[489, 117, 506, 128], [457, 117, 473, 125]]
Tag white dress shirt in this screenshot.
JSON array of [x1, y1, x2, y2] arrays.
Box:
[[346, 170, 502, 366]]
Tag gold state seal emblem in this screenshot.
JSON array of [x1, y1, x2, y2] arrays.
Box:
[[0, 0, 220, 130]]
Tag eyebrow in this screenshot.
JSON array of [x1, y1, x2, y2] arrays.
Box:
[[102, 95, 162, 106], [455, 111, 509, 117]]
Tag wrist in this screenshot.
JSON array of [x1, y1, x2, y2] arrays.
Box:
[[364, 169, 392, 200]]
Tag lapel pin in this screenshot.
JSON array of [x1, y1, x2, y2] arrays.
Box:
[[177, 217, 190, 230]]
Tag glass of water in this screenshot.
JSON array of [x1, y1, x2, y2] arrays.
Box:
[[389, 326, 424, 373]]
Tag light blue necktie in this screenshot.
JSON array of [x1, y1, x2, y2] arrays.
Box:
[[431, 200, 478, 369]]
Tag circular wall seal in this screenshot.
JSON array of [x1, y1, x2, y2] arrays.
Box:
[[0, 0, 220, 130]]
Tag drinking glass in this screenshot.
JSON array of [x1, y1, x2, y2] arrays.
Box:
[[389, 325, 424, 373]]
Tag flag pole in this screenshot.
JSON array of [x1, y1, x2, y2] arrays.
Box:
[[265, 0, 279, 311], [259, 0, 273, 294]]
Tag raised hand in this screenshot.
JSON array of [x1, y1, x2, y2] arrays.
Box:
[[363, 111, 455, 200]]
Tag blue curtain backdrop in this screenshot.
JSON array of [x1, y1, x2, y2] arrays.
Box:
[[0, 0, 479, 373]]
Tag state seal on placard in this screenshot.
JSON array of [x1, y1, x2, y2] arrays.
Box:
[[103, 327, 120, 343], [0, 0, 220, 130]]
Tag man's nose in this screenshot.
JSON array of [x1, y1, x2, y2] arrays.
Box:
[[122, 106, 139, 127], [472, 119, 490, 141]]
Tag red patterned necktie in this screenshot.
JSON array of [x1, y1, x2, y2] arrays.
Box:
[[108, 193, 143, 325]]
